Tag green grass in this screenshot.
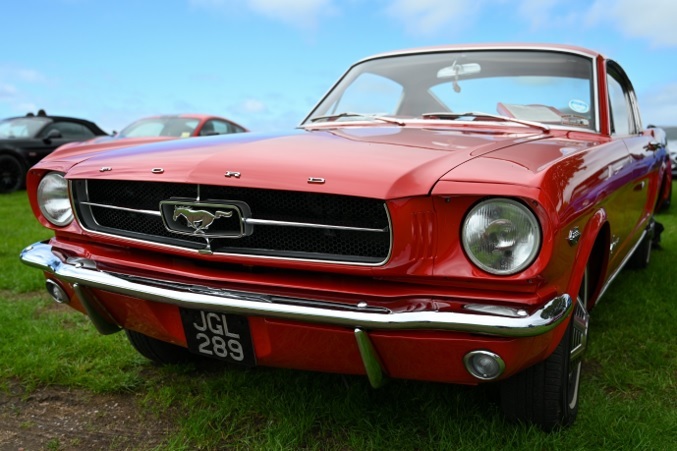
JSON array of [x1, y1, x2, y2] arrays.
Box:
[[1, 190, 676, 449]]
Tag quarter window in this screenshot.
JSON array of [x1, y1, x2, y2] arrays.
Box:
[[607, 73, 631, 135], [201, 120, 235, 135]]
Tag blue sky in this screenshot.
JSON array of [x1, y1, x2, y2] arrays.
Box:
[[1, 0, 676, 133]]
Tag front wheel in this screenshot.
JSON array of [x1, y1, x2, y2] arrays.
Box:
[[500, 273, 590, 430], [0, 154, 25, 194]]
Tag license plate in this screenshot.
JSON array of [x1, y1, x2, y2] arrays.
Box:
[[179, 308, 256, 366]]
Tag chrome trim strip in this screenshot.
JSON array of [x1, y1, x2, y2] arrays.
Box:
[[464, 304, 528, 318], [80, 201, 162, 217], [355, 45, 599, 65], [597, 227, 648, 302], [244, 218, 388, 233], [21, 241, 572, 337], [354, 328, 386, 388]]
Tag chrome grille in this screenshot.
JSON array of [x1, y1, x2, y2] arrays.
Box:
[[71, 180, 391, 264]]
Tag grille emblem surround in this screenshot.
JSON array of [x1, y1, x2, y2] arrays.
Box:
[[160, 200, 253, 238]]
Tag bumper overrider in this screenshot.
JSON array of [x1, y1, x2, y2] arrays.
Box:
[[21, 241, 574, 386]]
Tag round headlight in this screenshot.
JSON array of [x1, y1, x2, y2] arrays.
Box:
[[37, 172, 73, 226], [461, 198, 541, 275]]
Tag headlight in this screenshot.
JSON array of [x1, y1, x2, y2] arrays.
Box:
[[37, 172, 73, 226], [461, 198, 541, 275]]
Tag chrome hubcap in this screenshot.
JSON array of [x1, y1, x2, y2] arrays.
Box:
[[568, 270, 590, 409]]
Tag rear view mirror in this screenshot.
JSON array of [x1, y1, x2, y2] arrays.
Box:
[[438, 62, 481, 78], [43, 129, 62, 141]]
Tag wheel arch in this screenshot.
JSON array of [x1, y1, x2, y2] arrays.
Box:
[[0, 146, 30, 163], [0, 148, 30, 192], [656, 171, 672, 211], [567, 209, 610, 312]]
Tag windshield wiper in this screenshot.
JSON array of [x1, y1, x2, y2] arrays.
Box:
[[421, 111, 550, 132], [308, 112, 404, 126]]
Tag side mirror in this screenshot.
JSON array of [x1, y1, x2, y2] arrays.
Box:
[[44, 129, 62, 141]]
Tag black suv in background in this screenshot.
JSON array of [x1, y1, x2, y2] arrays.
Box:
[[0, 112, 107, 193]]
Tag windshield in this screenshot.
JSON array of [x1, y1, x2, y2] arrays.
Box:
[[118, 117, 200, 138], [0, 117, 51, 138], [303, 49, 596, 131]]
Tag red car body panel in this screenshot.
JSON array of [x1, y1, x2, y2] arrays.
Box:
[[20, 44, 670, 400]]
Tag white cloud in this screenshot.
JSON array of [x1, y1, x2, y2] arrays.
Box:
[[385, 0, 483, 36], [249, 0, 337, 28], [585, 0, 677, 47], [0, 83, 17, 100], [189, 0, 338, 29], [236, 98, 269, 114], [516, 0, 579, 30], [243, 99, 268, 113], [0, 65, 48, 84], [16, 69, 46, 83]]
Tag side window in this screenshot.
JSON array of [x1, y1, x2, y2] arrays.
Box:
[[201, 120, 232, 136], [607, 71, 633, 136], [50, 122, 96, 139]]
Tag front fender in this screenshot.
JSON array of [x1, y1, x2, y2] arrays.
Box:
[[566, 208, 609, 309]]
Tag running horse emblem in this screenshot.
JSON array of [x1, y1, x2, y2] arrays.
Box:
[[173, 206, 233, 233]]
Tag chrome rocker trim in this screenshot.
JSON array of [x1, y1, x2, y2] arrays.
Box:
[[21, 241, 572, 339]]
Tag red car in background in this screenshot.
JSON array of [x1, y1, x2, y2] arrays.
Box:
[[54, 114, 248, 156], [21, 44, 670, 431]]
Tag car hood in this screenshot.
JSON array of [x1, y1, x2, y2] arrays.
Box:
[[52, 136, 176, 157], [56, 126, 576, 199]]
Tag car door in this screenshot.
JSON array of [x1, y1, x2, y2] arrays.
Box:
[[28, 121, 97, 165], [604, 62, 656, 273]]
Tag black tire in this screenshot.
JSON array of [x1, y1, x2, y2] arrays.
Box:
[[627, 222, 653, 269], [656, 181, 672, 211], [500, 270, 590, 431], [125, 330, 196, 364], [0, 154, 25, 194], [661, 185, 672, 211]]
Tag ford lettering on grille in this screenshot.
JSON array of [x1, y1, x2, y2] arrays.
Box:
[[160, 200, 253, 238]]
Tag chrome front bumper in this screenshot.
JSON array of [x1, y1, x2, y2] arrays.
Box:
[[21, 241, 572, 339]]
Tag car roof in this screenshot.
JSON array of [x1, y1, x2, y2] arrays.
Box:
[[138, 114, 231, 121], [356, 43, 602, 65], [2, 115, 107, 134], [130, 114, 248, 131]]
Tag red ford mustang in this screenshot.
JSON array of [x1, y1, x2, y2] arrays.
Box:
[[21, 44, 670, 430]]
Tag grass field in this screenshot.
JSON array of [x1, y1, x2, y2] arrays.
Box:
[[1, 190, 676, 450]]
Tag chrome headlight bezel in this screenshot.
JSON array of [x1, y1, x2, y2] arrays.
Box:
[[37, 172, 73, 227], [461, 198, 541, 275]]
